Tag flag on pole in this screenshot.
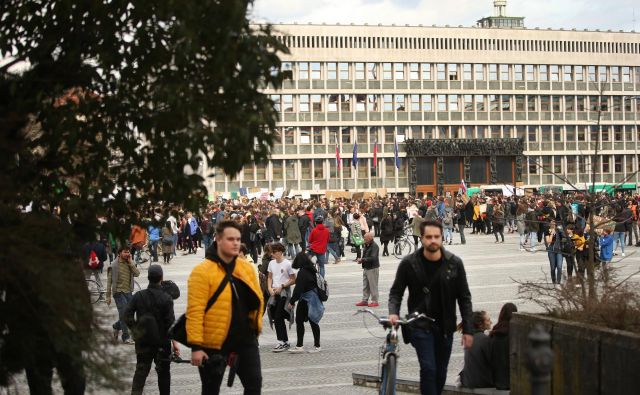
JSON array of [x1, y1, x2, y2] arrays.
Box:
[[459, 179, 467, 195], [394, 139, 400, 169], [352, 141, 358, 168], [373, 137, 378, 168], [335, 135, 341, 170]]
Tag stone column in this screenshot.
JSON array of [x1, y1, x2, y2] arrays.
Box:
[[463, 156, 471, 183], [436, 157, 444, 196], [516, 155, 523, 183], [490, 156, 498, 184], [409, 157, 417, 197]]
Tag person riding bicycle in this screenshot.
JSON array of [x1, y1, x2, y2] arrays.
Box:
[[389, 220, 474, 395]]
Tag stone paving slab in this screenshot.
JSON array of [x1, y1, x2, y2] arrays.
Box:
[[7, 231, 639, 394]]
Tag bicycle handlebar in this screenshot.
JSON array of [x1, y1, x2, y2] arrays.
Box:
[[354, 308, 435, 327]]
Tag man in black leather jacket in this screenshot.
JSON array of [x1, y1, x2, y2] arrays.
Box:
[[389, 220, 473, 395]]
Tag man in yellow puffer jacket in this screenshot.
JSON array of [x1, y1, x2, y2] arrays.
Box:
[[187, 220, 264, 394]]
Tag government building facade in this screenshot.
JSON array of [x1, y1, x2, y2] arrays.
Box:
[[206, 2, 640, 197]]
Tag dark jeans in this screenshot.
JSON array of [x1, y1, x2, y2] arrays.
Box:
[[382, 240, 390, 255], [131, 344, 171, 395], [410, 326, 453, 395], [295, 300, 320, 348], [198, 342, 262, 395], [270, 295, 289, 342], [565, 254, 576, 278], [25, 348, 86, 395], [493, 224, 504, 242], [457, 223, 466, 244], [113, 292, 133, 341], [149, 240, 159, 261]]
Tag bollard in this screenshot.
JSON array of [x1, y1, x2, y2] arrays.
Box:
[[526, 324, 554, 395]]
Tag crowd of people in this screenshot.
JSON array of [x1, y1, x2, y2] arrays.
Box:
[[75, 190, 639, 395]]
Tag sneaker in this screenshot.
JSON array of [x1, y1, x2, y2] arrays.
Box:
[[309, 346, 321, 353], [272, 343, 290, 353], [288, 346, 305, 354], [355, 301, 368, 307], [123, 338, 135, 345], [368, 302, 380, 308], [334, 259, 341, 264]]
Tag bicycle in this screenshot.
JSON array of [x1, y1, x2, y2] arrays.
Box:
[[86, 278, 142, 305], [354, 309, 432, 395], [392, 235, 414, 259]]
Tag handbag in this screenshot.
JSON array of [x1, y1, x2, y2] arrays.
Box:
[[169, 263, 234, 346], [351, 232, 364, 247]]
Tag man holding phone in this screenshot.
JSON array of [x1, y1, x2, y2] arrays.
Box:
[[106, 246, 140, 344]]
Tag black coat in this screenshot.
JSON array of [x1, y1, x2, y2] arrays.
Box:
[[265, 214, 283, 241], [380, 218, 394, 242], [124, 283, 175, 351], [297, 214, 311, 235], [491, 332, 511, 390], [360, 241, 380, 270], [388, 248, 473, 335]]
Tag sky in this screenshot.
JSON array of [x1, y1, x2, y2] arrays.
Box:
[[250, 0, 639, 32]]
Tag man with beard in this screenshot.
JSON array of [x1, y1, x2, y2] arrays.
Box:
[[389, 220, 474, 395]]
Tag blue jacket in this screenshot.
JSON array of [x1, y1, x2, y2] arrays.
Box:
[[189, 218, 198, 236], [148, 225, 161, 241], [300, 290, 324, 324], [599, 234, 613, 261]]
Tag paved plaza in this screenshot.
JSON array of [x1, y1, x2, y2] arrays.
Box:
[[10, 231, 640, 394]]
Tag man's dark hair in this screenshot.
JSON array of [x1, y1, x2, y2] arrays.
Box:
[[215, 220, 242, 236], [118, 245, 131, 253], [419, 220, 443, 237], [270, 242, 286, 253]]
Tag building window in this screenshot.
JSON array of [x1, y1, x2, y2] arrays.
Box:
[[299, 127, 311, 144], [448, 64, 459, 80], [491, 125, 501, 138], [612, 96, 622, 112], [422, 95, 433, 111], [539, 65, 548, 81], [367, 94, 378, 111], [602, 155, 610, 173], [489, 95, 499, 111], [272, 160, 283, 180], [328, 94, 338, 112], [566, 126, 575, 141], [464, 95, 474, 112], [489, 64, 498, 80], [449, 95, 459, 111], [270, 94, 281, 112], [475, 64, 485, 80], [341, 126, 351, 143], [342, 159, 352, 178], [611, 66, 620, 82], [622, 66, 631, 82], [514, 64, 523, 81], [563, 65, 573, 81], [313, 127, 324, 144], [475, 95, 485, 111], [421, 63, 431, 80], [463, 64, 472, 80], [383, 63, 392, 79], [367, 63, 378, 80], [394, 63, 405, 80], [566, 157, 576, 174], [437, 63, 446, 80], [327, 62, 337, 79], [565, 96, 574, 111], [355, 62, 365, 80], [575, 65, 584, 81], [340, 94, 350, 112], [355, 94, 366, 112], [298, 62, 309, 79], [500, 64, 509, 80], [311, 95, 322, 112], [598, 66, 607, 81], [626, 155, 634, 173], [588, 65, 596, 82], [540, 95, 550, 111], [384, 126, 394, 144], [286, 159, 296, 180], [614, 125, 623, 141], [553, 126, 562, 142], [301, 159, 312, 180], [541, 126, 551, 142], [526, 65, 535, 81], [501, 95, 511, 111], [576, 96, 586, 111], [256, 163, 267, 180], [298, 95, 310, 112], [339, 62, 349, 79], [527, 95, 536, 111], [410, 95, 420, 111], [314, 159, 324, 179], [528, 157, 538, 174], [383, 94, 393, 111], [283, 95, 293, 112], [384, 158, 395, 178], [552, 96, 560, 111], [409, 63, 420, 79], [553, 156, 562, 173], [395, 95, 406, 111], [601, 126, 610, 142], [550, 65, 560, 81], [310, 62, 321, 79], [437, 94, 447, 111]]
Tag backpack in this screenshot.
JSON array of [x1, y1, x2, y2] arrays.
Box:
[[133, 290, 163, 347], [315, 272, 329, 302], [87, 249, 100, 270]]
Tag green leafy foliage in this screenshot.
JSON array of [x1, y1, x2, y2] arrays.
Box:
[[0, 0, 287, 388]]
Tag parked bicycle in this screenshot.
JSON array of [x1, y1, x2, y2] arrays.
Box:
[[86, 278, 142, 304], [354, 308, 432, 395]]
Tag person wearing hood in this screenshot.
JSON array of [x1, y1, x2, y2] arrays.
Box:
[[187, 220, 264, 394], [490, 303, 518, 390], [308, 216, 330, 278]]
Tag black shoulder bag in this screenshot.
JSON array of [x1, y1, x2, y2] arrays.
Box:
[[169, 263, 234, 347], [401, 257, 448, 344]]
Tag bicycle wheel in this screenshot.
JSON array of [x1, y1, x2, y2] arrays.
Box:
[[380, 354, 397, 395], [86, 279, 101, 304]]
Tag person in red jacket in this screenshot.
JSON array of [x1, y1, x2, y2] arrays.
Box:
[[308, 216, 329, 278]]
